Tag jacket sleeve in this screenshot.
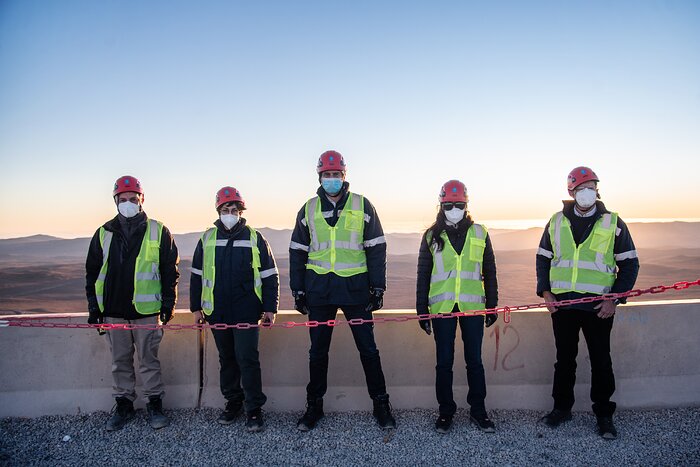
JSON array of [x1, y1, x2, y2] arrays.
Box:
[[289, 204, 310, 293], [85, 228, 103, 313], [482, 233, 498, 309], [189, 238, 204, 312], [416, 231, 432, 314], [536, 220, 554, 297], [362, 197, 387, 290], [610, 217, 640, 302], [258, 232, 280, 313], [159, 226, 180, 313]]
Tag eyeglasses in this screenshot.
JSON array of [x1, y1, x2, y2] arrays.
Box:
[[219, 207, 240, 215], [442, 202, 466, 210]]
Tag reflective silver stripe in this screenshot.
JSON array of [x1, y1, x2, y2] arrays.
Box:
[[459, 294, 486, 303], [300, 217, 307, 227], [429, 292, 455, 305], [289, 241, 310, 252], [321, 210, 334, 218], [203, 228, 216, 245], [203, 278, 213, 288], [134, 293, 161, 303], [190, 267, 203, 276], [351, 193, 361, 211], [335, 240, 364, 251], [430, 270, 482, 283], [136, 272, 161, 281], [102, 231, 113, 263], [553, 212, 563, 259], [202, 300, 213, 310], [551, 281, 611, 294], [254, 277, 262, 287], [433, 248, 445, 274], [350, 229, 359, 247], [601, 213, 612, 229], [472, 224, 485, 240], [96, 296, 104, 305], [97, 273, 107, 281], [364, 213, 371, 223], [537, 247, 553, 258], [308, 259, 332, 269], [364, 236, 386, 248], [232, 240, 252, 248], [615, 227, 621, 236], [149, 220, 159, 240], [552, 259, 615, 274], [259, 267, 278, 279], [615, 250, 638, 261], [215, 239, 228, 246], [334, 261, 367, 270], [308, 197, 320, 248]]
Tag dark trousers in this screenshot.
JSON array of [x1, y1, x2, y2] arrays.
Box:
[[306, 304, 387, 400], [432, 314, 487, 417], [551, 309, 616, 417], [211, 327, 267, 413]]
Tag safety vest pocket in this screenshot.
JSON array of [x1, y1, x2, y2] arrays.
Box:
[[344, 210, 364, 232], [469, 238, 486, 262], [590, 228, 613, 254]]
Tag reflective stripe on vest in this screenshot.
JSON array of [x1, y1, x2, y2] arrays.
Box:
[[95, 219, 163, 314], [304, 192, 368, 277], [428, 224, 487, 314], [549, 211, 617, 295], [200, 226, 263, 316]]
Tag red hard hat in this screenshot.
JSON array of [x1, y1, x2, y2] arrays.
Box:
[[113, 175, 143, 197], [439, 180, 468, 203], [316, 150, 347, 174], [215, 186, 245, 210], [567, 166, 599, 191]]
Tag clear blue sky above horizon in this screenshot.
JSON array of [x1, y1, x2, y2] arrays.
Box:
[[1, 1, 699, 238]]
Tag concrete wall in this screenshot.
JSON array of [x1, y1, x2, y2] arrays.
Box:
[[1, 301, 699, 417]]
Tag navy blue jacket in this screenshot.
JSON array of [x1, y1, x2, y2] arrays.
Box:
[[189, 218, 279, 324], [536, 200, 640, 311], [416, 216, 498, 314], [289, 182, 387, 306], [85, 212, 180, 319]]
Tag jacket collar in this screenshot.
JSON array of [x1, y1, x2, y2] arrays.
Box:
[[214, 217, 247, 237]]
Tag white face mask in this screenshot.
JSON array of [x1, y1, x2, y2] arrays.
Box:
[[575, 188, 597, 209], [118, 201, 140, 218], [444, 207, 465, 224], [220, 214, 240, 230]]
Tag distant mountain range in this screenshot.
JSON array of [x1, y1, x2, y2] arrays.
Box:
[[1, 222, 699, 261]]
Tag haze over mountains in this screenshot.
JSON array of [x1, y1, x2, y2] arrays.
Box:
[[1, 222, 699, 314]]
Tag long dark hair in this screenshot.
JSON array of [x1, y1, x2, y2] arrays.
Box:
[[426, 209, 472, 252]]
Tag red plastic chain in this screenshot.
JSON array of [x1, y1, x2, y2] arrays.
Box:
[[2, 279, 698, 331]]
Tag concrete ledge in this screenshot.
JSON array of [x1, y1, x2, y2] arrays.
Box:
[[1, 301, 699, 417]]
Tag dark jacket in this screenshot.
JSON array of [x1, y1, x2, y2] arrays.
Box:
[[536, 200, 640, 311], [189, 218, 279, 324], [416, 216, 498, 314], [289, 182, 387, 306], [85, 212, 179, 320]]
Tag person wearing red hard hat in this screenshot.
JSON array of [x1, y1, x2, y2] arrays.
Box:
[[189, 186, 279, 432], [416, 180, 499, 434], [536, 167, 639, 439], [85, 175, 180, 432], [289, 150, 395, 431]]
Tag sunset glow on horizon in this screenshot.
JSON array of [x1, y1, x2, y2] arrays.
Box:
[[1, 1, 698, 239]]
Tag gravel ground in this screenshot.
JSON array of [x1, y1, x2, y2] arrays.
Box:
[[2, 407, 699, 466]]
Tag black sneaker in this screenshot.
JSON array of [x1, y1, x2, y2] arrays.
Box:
[[470, 413, 496, 433], [146, 396, 170, 430], [217, 400, 243, 425], [246, 408, 264, 433], [597, 416, 617, 440], [373, 394, 397, 429], [297, 398, 324, 432], [106, 397, 135, 432], [435, 414, 453, 434], [541, 409, 572, 428]]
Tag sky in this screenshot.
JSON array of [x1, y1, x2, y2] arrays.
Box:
[[1, 0, 699, 238]]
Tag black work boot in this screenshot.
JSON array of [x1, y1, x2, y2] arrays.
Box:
[[470, 412, 496, 433], [246, 408, 265, 433], [146, 396, 170, 429], [372, 394, 397, 429], [106, 397, 135, 432], [597, 416, 618, 440], [297, 398, 324, 432], [218, 400, 243, 425], [435, 414, 453, 434], [541, 408, 572, 428]]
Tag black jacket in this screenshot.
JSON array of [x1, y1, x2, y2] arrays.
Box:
[[416, 216, 498, 314], [536, 200, 640, 311], [189, 218, 279, 324], [85, 212, 179, 320], [289, 182, 386, 306]]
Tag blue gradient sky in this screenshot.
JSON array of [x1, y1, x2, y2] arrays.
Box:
[[1, 1, 699, 238]]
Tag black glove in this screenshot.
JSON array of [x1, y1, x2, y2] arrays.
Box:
[[418, 319, 432, 335], [293, 291, 309, 315], [366, 288, 384, 312], [485, 313, 498, 328], [87, 305, 105, 335], [160, 308, 173, 325]]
